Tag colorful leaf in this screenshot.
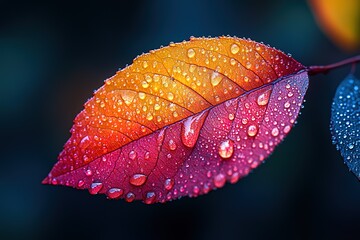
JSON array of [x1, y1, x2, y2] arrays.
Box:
[[309, 0, 360, 51], [43, 37, 308, 203], [331, 74, 360, 179]]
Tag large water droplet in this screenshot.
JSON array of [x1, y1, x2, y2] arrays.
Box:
[[89, 182, 103, 195], [144, 192, 156, 204], [211, 71, 222, 86], [107, 188, 123, 199], [164, 178, 174, 190], [218, 139, 234, 159], [257, 89, 271, 106], [187, 48, 196, 58], [181, 111, 208, 148], [214, 173, 226, 188], [230, 43, 240, 54], [129, 174, 147, 186], [121, 90, 136, 106], [247, 125, 258, 137]]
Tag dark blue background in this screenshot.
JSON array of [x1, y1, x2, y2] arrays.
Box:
[[1, 1, 359, 239]]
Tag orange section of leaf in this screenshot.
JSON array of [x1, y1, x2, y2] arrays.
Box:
[[56, 37, 303, 176], [309, 0, 360, 51]]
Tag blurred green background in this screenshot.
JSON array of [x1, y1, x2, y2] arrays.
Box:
[[0, 1, 359, 239]]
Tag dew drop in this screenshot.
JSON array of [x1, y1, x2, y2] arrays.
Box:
[[138, 92, 146, 100], [154, 103, 161, 110], [218, 139, 234, 159], [167, 92, 174, 101], [181, 111, 208, 147], [146, 113, 153, 121], [230, 43, 240, 54], [141, 81, 149, 88], [257, 89, 271, 106], [125, 192, 135, 202], [77, 180, 84, 188], [210, 71, 222, 86], [85, 169, 93, 176], [193, 186, 200, 195], [230, 172, 240, 184], [164, 178, 174, 190], [348, 143, 354, 150], [121, 90, 136, 106], [79, 136, 91, 152], [284, 101, 290, 108], [168, 139, 177, 150], [228, 113, 235, 120], [144, 151, 150, 160], [187, 48, 196, 58], [213, 173, 226, 188], [143, 61, 148, 69], [129, 174, 147, 186], [128, 150, 137, 160], [283, 125, 291, 134], [107, 188, 123, 199], [89, 182, 103, 195], [271, 127, 279, 137], [247, 125, 258, 137], [144, 192, 156, 204]]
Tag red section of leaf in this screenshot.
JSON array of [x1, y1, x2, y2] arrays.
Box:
[[43, 37, 308, 203]]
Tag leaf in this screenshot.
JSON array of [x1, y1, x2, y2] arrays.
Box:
[[308, 0, 360, 51], [43, 37, 308, 203], [331, 74, 360, 179]]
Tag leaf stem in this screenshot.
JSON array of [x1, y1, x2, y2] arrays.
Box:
[[307, 55, 360, 75]]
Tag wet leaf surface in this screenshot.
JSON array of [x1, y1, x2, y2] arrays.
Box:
[[43, 37, 308, 203], [331, 74, 360, 179]]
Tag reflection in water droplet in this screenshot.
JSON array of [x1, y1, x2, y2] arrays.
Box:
[[121, 90, 136, 106], [211, 71, 222, 86], [168, 139, 177, 150], [125, 192, 135, 202], [77, 180, 84, 188], [218, 139, 234, 159], [129, 174, 147, 186], [247, 125, 258, 137], [257, 89, 271, 106], [187, 48, 196, 58], [144, 192, 156, 204], [181, 111, 208, 148], [214, 173, 226, 188], [138, 92, 146, 100], [129, 150, 137, 160], [107, 188, 123, 199], [142, 81, 149, 88], [164, 178, 174, 190], [230, 43, 240, 54], [283, 125, 291, 134], [89, 182, 103, 195], [230, 172, 240, 184], [271, 127, 279, 137], [228, 113, 235, 121], [79, 136, 91, 152], [284, 102, 290, 108]]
